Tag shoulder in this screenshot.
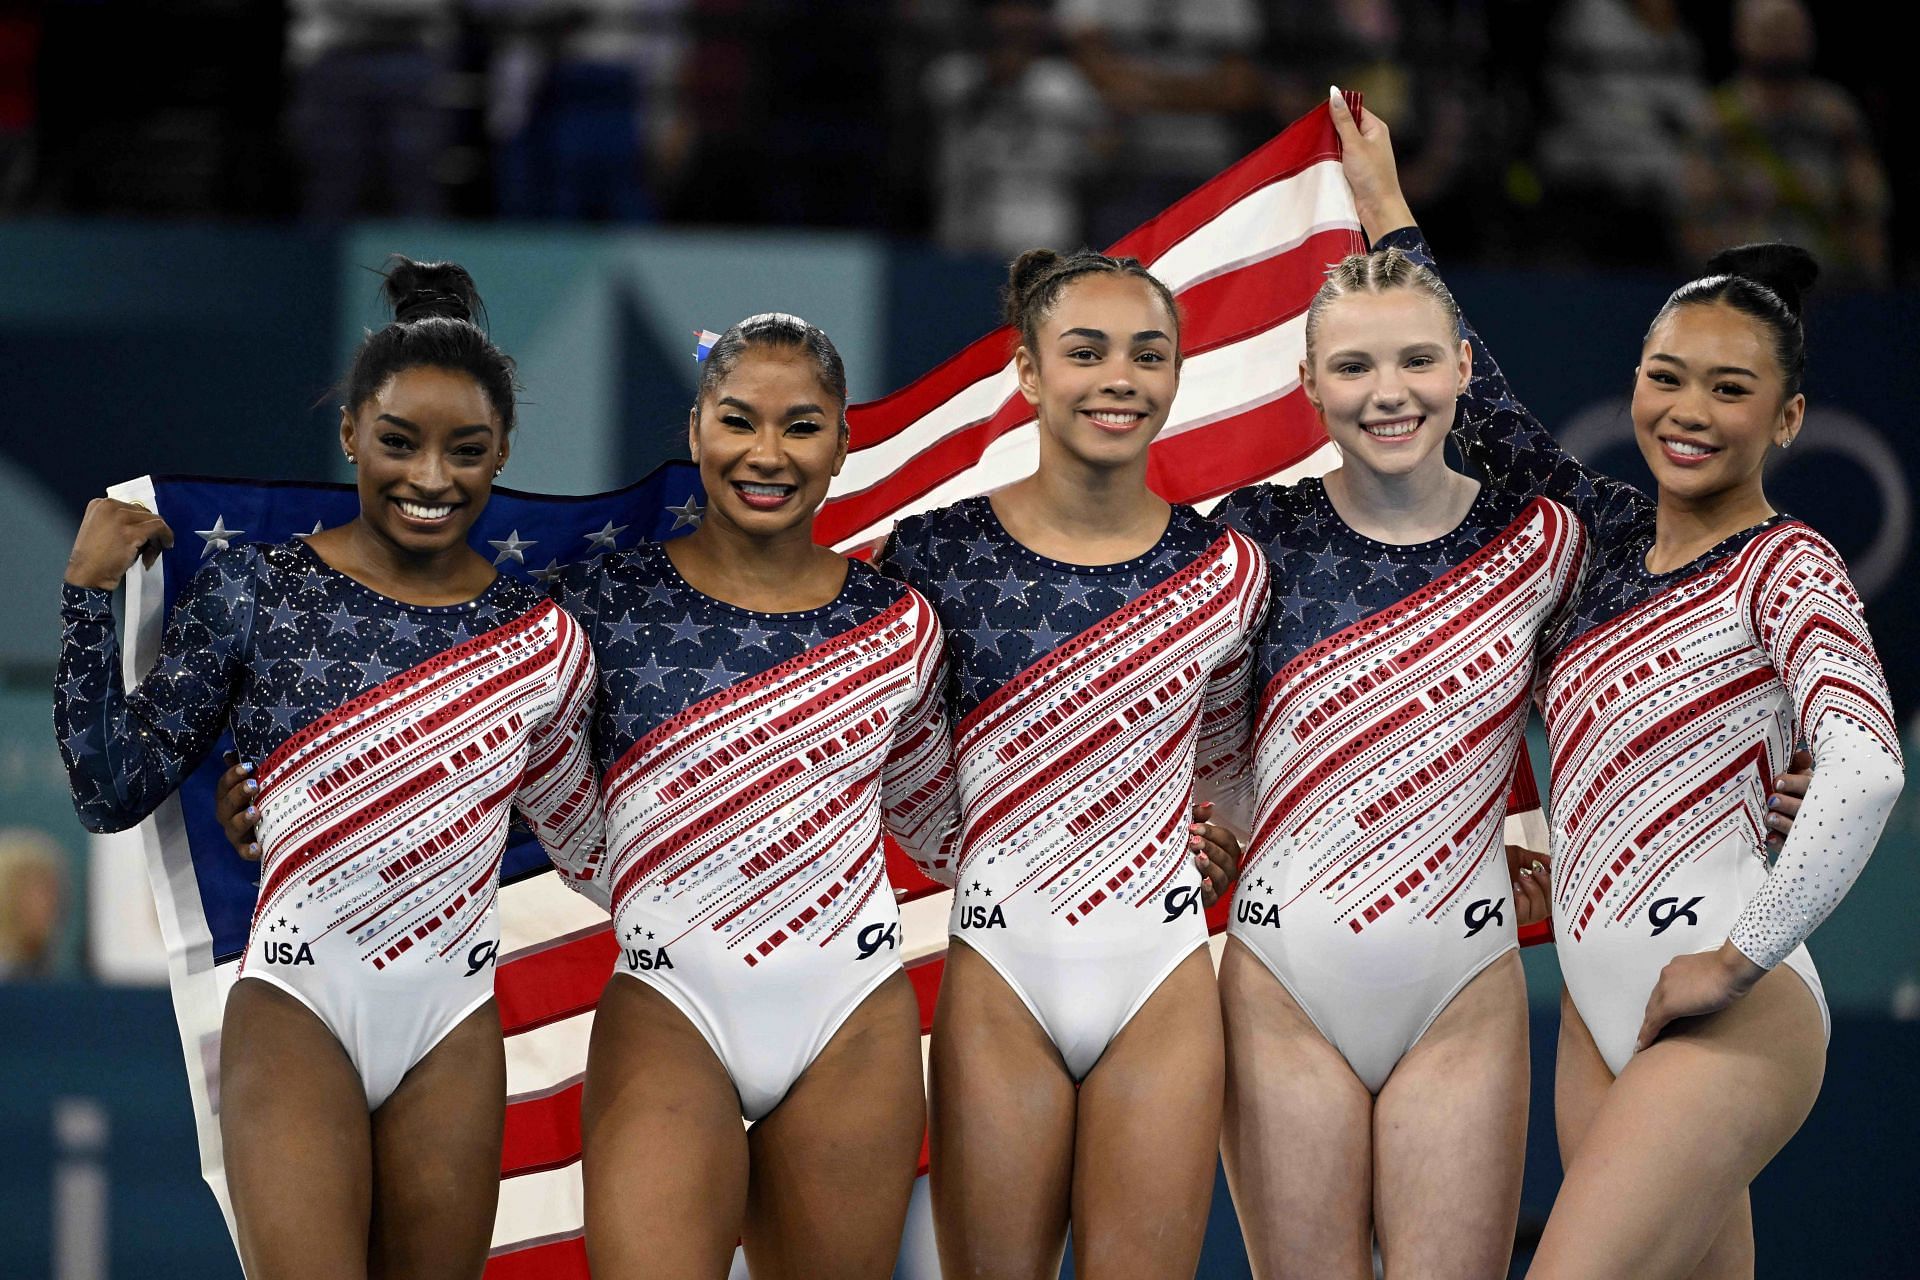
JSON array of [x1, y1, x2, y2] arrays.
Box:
[[182, 540, 274, 598], [1744, 518, 1851, 578], [882, 499, 988, 579]]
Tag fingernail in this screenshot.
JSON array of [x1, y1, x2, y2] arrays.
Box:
[[1330, 84, 1341, 98], [244, 779, 258, 793], [248, 843, 260, 858], [1531, 860, 1544, 873], [1513, 880, 1521, 892], [1189, 823, 1205, 833], [1767, 796, 1777, 809], [1519, 866, 1532, 877], [241, 762, 253, 775], [246, 806, 258, 820]]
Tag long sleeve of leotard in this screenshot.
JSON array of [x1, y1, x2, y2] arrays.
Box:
[[1729, 528, 1904, 970], [514, 603, 610, 909], [55, 546, 258, 833], [1192, 534, 1269, 838], [880, 590, 962, 886], [1375, 226, 1654, 547]]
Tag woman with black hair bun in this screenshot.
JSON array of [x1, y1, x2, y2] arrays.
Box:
[[1338, 108, 1902, 1277], [55, 258, 604, 1278]]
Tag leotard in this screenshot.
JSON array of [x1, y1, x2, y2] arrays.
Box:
[[1387, 226, 1906, 1072], [57, 539, 602, 1106], [555, 545, 956, 1120], [1214, 479, 1585, 1091], [881, 498, 1267, 1080]]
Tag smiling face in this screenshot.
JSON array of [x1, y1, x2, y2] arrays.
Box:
[[342, 365, 508, 557], [1632, 301, 1803, 502], [1303, 288, 1469, 481], [1016, 272, 1180, 470], [688, 344, 847, 539]]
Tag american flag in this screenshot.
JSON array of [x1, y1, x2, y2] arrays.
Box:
[[114, 99, 1546, 1276]]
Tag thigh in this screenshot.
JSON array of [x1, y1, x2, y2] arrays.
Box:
[[743, 970, 925, 1280], [1218, 939, 1374, 1280], [1686, 1192, 1753, 1280], [1373, 951, 1529, 1280], [582, 976, 751, 1280], [1529, 966, 1825, 1280], [368, 999, 505, 1280], [220, 978, 374, 1280], [929, 938, 1078, 1280], [1071, 946, 1223, 1280], [1553, 986, 1613, 1173]]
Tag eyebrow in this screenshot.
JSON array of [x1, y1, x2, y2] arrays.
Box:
[[375, 414, 494, 436], [1647, 353, 1758, 378], [716, 396, 827, 418], [1059, 327, 1173, 344]]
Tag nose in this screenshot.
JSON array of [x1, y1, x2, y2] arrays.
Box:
[[1669, 383, 1713, 429], [744, 425, 788, 472], [1099, 356, 1136, 396], [1371, 366, 1407, 408], [407, 449, 453, 495]]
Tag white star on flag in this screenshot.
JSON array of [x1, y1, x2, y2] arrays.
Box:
[[488, 530, 535, 566], [195, 515, 245, 557], [529, 559, 564, 585], [585, 520, 628, 551], [666, 496, 704, 531]]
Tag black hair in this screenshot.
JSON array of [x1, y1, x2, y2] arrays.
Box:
[[695, 312, 849, 433], [341, 256, 519, 432], [1001, 248, 1182, 360], [1650, 243, 1819, 397]]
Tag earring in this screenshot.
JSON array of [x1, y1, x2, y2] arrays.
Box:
[[1779, 436, 1794, 449], [345, 452, 357, 465]]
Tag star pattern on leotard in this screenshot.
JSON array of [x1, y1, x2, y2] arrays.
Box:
[[55, 538, 548, 831], [562, 543, 916, 767], [878, 497, 1226, 720]]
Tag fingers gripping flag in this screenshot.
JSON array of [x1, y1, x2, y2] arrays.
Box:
[[116, 100, 1546, 1277]]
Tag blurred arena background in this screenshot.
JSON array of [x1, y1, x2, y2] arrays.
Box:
[[2, 0, 1917, 1275]]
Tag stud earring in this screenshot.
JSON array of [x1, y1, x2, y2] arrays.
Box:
[[345, 452, 357, 465]]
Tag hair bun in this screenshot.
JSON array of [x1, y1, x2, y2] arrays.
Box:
[[1002, 248, 1064, 328], [382, 255, 484, 327], [1704, 243, 1819, 318]]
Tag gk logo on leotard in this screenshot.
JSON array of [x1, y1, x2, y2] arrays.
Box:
[[1162, 885, 1202, 923], [1648, 896, 1703, 936], [1463, 897, 1505, 938], [856, 922, 899, 959], [464, 941, 499, 977]]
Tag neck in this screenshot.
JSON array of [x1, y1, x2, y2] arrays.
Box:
[[340, 515, 481, 588], [1323, 452, 1475, 543], [1651, 480, 1776, 568], [673, 508, 822, 590], [1016, 431, 1163, 534]]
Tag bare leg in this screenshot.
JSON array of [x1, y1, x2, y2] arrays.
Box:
[[743, 971, 925, 1279], [1219, 939, 1373, 1280], [583, 977, 750, 1280], [220, 977, 374, 1280], [929, 939, 1077, 1280], [1528, 966, 1825, 1280], [1373, 951, 1529, 1280], [366, 999, 505, 1280], [1071, 945, 1223, 1279]]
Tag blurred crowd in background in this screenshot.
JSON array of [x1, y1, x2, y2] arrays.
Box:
[[0, 0, 1904, 283]]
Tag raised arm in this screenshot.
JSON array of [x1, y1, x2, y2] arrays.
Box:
[[56, 535, 255, 833], [1330, 93, 1652, 539], [880, 592, 960, 887]]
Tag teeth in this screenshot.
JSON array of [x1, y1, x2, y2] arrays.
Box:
[[1363, 419, 1419, 438], [1667, 439, 1714, 457], [398, 501, 453, 520], [1089, 411, 1144, 426], [736, 483, 794, 496]]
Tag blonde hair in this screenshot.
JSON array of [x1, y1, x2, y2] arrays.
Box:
[[1303, 247, 1462, 365]]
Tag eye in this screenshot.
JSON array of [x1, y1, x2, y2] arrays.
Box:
[[1646, 369, 1680, 387], [1335, 361, 1367, 376], [1067, 347, 1101, 362], [1406, 354, 1435, 369], [1136, 350, 1167, 365], [379, 433, 413, 450], [1714, 382, 1751, 398], [454, 444, 489, 459], [720, 413, 753, 431], [786, 420, 824, 435]]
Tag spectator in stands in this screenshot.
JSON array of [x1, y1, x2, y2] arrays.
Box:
[[1681, 0, 1890, 285], [1536, 0, 1710, 266], [1058, 0, 1267, 246], [286, 0, 455, 219], [0, 829, 66, 981], [923, 1, 1106, 256], [480, 0, 689, 222]]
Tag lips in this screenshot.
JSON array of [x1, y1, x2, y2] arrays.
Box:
[[1657, 436, 1721, 467], [732, 480, 797, 510], [1081, 408, 1149, 436], [1358, 416, 1422, 441], [394, 498, 459, 527]]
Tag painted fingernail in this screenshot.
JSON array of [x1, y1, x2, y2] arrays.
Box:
[[246, 806, 257, 820], [1767, 796, 1778, 809], [244, 779, 258, 793], [247, 843, 260, 858], [1519, 866, 1532, 877], [1531, 860, 1544, 872]]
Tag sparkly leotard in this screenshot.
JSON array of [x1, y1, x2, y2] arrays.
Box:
[[57, 539, 602, 1106]]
